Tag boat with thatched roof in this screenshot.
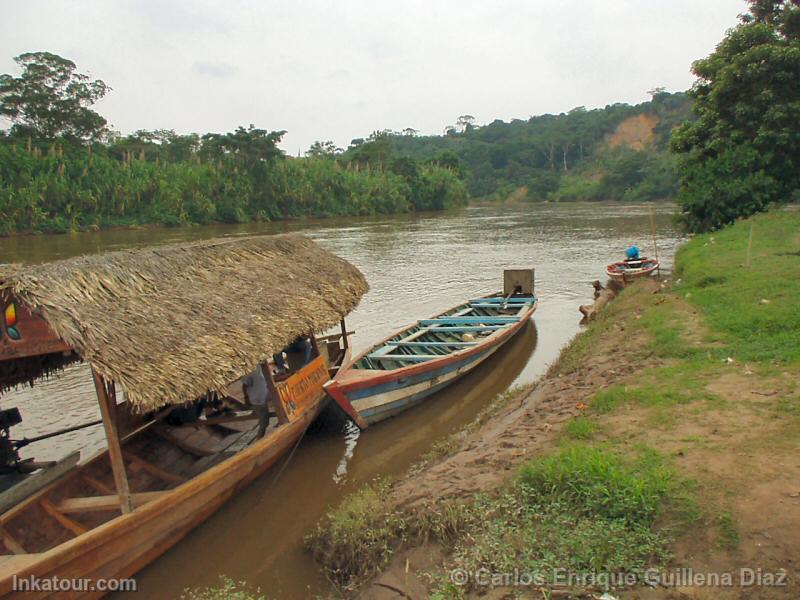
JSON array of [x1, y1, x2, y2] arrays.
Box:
[[0, 234, 367, 598]]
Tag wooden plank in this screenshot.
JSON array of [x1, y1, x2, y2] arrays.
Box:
[[367, 345, 397, 358], [83, 474, 115, 496], [368, 354, 439, 362], [153, 425, 215, 457], [386, 341, 477, 347], [40, 498, 87, 536], [181, 426, 260, 479], [391, 306, 473, 347], [419, 316, 519, 325], [220, 429, 259, 455], [469, 302, 532, 309], [93, 370, 133, 514], [0, 451, 79, 515], [419, 325, 505, 333], [316, 329, 355, 343], [125, 452, 186, 485], [0, 525, 25, 555], [56, 492, 167, 514], [340, 318, 350, 350], [199, 412, 259, 426], [468, 297, 530, 304]]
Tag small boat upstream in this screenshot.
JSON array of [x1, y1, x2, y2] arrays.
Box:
[[606, 258, 659, 281], [606, 245, 659, 282], [325, 269, 538, 428]]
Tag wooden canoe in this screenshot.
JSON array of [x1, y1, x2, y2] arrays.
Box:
[[606, 258, 659, 282], [0, 335, 350, 599], [325, 288, 537, 428]]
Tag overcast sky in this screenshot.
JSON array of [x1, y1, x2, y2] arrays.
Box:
[[1, 0, 742, 154]]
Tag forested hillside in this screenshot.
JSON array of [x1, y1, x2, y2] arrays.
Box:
[[343, 91, 692, 202], [0, 51, 696, 236]]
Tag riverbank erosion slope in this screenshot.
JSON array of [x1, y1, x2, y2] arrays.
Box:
[[307, 209, 800, 599]]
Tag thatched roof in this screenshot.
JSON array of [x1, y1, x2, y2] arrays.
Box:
[[0, 234, 367, 411]]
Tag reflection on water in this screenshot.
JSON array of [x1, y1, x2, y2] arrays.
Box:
[[332, 421, 360, 484], [0, 202, 684, 597]]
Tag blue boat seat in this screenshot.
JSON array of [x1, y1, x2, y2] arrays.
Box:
[[468, 297, 532, 304], [418, 325, 505, 333], [367, 354, 438, 362], [419, 316, 518, 325], [386, 341, 477, 347]]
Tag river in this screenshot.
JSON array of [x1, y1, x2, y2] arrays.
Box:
[[0, 202, 683, 598]]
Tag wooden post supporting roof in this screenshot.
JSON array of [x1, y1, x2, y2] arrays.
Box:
[[92, 369, 133, 514], [340, 318, 349, 350]]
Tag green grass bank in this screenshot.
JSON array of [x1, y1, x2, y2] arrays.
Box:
[[306, 208, 800, 599]]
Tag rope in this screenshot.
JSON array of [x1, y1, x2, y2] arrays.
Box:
[[268, 413, 315, 487]]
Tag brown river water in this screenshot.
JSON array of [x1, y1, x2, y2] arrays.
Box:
[[0, 202, 683, 598]]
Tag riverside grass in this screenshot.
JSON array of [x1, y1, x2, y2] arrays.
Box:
[[672, 209, 800, 364], [307, 444, 677, 594], [181, 577, 263, 600], [307, 208, 800, 596]]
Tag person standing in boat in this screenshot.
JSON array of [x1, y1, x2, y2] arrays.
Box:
[[242, 365, 271, 438]]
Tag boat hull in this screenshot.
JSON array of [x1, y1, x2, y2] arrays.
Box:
[[0, 396, 324, 599], [606, 259, 659, 282], [350, 341, 504, 425], [325, 296, 536, 427]]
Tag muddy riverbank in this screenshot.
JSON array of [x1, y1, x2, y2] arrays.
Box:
[[309, 209, 800, 600]]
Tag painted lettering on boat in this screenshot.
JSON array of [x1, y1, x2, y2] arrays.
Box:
[[276, 355, 328, 420]]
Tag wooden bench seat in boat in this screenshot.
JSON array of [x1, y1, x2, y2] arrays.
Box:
[[0, 452, 80, 515], [56, 492, 167, 514], [419, 316, 519, 325]]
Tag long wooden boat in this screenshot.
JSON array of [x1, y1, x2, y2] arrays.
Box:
[[325, 269, 537, 428], [0, 234, 367, 598], [606, 257, 659, 282]]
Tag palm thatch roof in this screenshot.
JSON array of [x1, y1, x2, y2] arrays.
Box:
[[0, 234, 367, 411]]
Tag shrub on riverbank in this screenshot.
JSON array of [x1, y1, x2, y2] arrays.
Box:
[[181, 576, 262, 600], [0, 140, 467, 235], [307, 444, 678, 594]]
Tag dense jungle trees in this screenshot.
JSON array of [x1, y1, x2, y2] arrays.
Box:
[[671, 0, 800, 231], [0, 53, 466, 234]]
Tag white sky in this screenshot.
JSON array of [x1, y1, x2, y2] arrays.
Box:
[[1, 0, 742, 154]]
